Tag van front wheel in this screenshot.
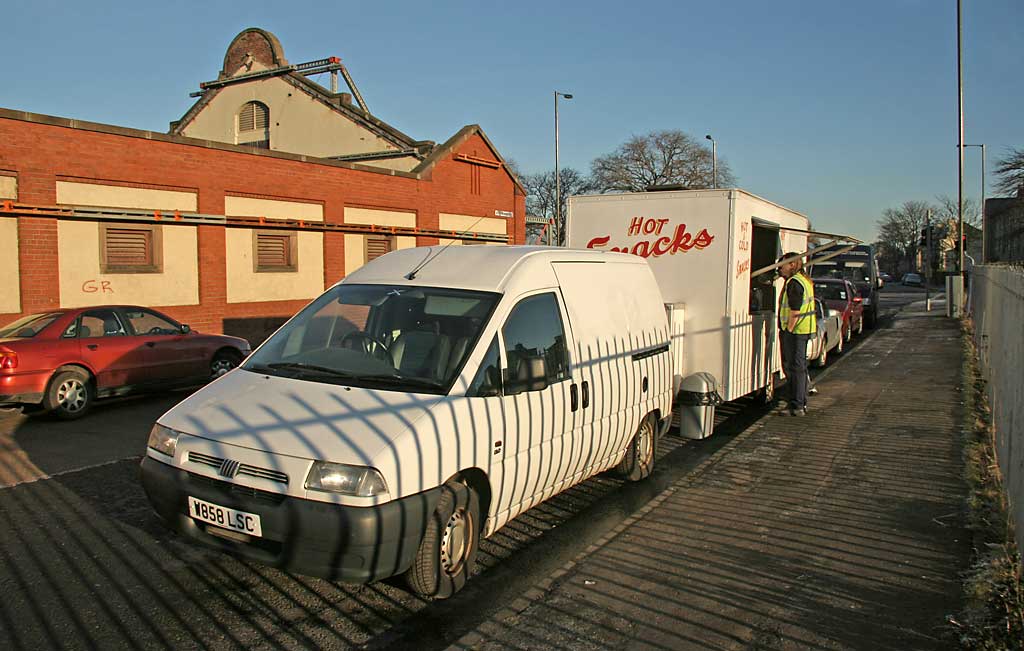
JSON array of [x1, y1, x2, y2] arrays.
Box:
[[406, 479, 480, 599], [615, 415, 656, 481]]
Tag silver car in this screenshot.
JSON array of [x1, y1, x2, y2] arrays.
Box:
[[807, 298, 843, 367]]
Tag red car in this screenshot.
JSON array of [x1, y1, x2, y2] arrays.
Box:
[[0, 306, 250, 419], [813, 278, 865, 349]]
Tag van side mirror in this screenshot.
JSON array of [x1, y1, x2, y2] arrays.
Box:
[[504, 355, 549, 395], [180, 324, 191, 334]]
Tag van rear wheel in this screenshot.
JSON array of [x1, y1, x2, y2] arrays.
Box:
[[406, 479, 480, 599], [615, 415, 656, 481]]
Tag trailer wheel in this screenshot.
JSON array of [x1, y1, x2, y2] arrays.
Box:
[[406, 479, 480, 600], [614, 415, 656, 481]]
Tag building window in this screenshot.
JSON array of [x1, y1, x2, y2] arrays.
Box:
[[237, 101, 270, 149], [99, 224, 163, 273], [253, 231, 297, 272], [365, 236, 394, 262]]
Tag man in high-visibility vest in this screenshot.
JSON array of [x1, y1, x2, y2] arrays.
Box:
[[778, 252, 816, 416]]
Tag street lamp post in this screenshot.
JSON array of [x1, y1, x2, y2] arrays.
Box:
[[705, 134, 717, 189], [554, 91, 573, 246], [960, 143, 986, 261]]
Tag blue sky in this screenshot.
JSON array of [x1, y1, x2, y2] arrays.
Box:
[[3, 0, 1020, 243]]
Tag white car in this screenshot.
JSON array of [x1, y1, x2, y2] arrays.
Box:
[[807, 298, 843, 367]]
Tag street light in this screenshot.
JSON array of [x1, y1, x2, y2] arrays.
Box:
[[705, 134, 717, 189], [554, 91, 573, 246], [959, 143, 986, 262]]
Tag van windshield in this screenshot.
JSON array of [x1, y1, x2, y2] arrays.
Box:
[[243, 284, 499, 394]]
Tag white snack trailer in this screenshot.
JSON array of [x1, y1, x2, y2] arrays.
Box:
[[567, 188, 850, 437]]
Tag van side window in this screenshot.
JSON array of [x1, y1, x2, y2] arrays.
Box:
[[467, 336, 501, 397], [501, 293, 570, 395]]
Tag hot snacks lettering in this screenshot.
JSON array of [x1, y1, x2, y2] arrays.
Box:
[[586, 217, 714, 258]]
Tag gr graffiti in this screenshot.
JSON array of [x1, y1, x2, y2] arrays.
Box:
[[81, 280, 114, 294]]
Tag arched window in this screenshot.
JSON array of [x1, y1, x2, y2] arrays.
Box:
[[237, 101, 270, 149]]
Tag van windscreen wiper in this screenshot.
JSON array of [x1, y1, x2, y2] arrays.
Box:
[[261, 362, 358, 380], [360, 374, 444, 389]]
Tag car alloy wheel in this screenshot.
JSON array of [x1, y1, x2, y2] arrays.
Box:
[[57, 377, 88, 413]]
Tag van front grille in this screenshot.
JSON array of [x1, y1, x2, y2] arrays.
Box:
[[188, 451, 289, 485]]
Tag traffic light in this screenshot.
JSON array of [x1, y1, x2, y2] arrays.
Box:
[[919, 227, 928, 247]]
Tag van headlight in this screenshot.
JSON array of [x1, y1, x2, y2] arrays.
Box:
[[148, 423, 182, 457], [305, 462, 388, 497]]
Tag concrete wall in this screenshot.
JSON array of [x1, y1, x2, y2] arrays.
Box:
[[972, 264, 1024, 553], [985, 197, 1024, 263]]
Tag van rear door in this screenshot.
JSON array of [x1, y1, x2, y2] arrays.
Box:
[[552, 261, 670, 475]]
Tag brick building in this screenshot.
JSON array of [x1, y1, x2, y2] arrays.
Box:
[[0, 28, 525, 343]]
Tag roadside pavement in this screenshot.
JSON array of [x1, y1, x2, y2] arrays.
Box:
[[451, 301, 970, 650]]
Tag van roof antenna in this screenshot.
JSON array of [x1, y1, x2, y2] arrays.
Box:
[[404, 215, 488, 280]]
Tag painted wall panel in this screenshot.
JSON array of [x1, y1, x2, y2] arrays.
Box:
[[224, 197, 324, 304], [224, 196, 324, 222], [58, 222, 199, 308], [0, 219, 20, 313], [0, 176, 16, 200], [55, 182, 197, 211]]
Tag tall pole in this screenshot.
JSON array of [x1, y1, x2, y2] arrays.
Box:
[[957, 0, 965, 274], [981, 143, 986, 262], [925, 209, 932, 310], [554, 91, 573, 246], [705, 134, 717, 188]]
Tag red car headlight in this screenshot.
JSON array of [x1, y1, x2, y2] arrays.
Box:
[[0, 352, 17, 370]]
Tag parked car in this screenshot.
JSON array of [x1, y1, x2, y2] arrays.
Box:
[[880, 272, 893, 283], [901, 273, 924, 287], [806, 298, 843, 368], [813, 278, 865, 343], [0, 306, 250, 419]]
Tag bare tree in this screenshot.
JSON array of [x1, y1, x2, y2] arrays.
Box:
[[590, 130, 736, 193], [523, 168, 593, 245], [934, 194, 982, 228], [993, 147, 1024, 197], [876, 200, 932, 272]]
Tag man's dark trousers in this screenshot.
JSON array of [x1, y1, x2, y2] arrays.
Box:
[[781, 331, 811, 410]]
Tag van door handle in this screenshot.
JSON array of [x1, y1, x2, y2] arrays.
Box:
[[570, 384, 579, 412], [582, 381, 590, 409], [146, 341, 156, 348], [87, 344, 98, 351]]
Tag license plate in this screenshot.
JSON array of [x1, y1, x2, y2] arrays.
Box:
[[188, 496, 263, 538]]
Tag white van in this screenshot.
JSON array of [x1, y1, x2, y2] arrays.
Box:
[[141, 246, 672, 598]]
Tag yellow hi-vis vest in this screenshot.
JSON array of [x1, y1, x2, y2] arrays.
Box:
[[781, 273, 817, 335]]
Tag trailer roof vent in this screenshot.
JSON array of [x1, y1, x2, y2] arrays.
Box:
[[645, 184, 689, 192]]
